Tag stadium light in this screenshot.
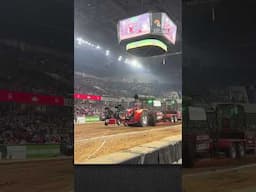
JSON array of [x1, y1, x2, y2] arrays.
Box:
[[118, 56, 122, 61], [137, 63, 142, 68], [106, 50, 110, 56], [131, 59, 142, 68], [124, 58, 129, 64], [131, 59, 137, 67], [76, 37, 84, 45], [96, 45, 101, 49], [162, 58, 166, 65]]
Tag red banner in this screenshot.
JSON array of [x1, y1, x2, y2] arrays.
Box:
[[74, 93, 101, 101], [0, 90, 64, 106]]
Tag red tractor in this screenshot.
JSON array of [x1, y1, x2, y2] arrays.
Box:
[[124, 94, 179, 127], [182, 105, 211, 167], [183, 99, 256, 167]]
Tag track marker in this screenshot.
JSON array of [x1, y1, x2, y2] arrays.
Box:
[[87, 140, 106, 159]]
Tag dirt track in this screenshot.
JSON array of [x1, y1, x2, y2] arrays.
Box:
[[0, 158, 73, 192], [183, 157, 256, 192], [74, 122, 181, 163], [183, 165, 256, 192]]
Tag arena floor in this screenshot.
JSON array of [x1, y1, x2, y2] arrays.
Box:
[[0, 158, 73, 192], [74, 121, 182, 164], [2, 144, 255, 192], [183, 157, 256, 192]]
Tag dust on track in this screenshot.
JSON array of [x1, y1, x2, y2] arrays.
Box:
[[74, 122, 181, 163]]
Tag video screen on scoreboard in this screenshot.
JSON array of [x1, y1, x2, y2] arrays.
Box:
[[118, 13, 151, 42], [161, 13, 177, 45]]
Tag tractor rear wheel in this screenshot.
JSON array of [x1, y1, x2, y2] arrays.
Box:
[[148, 112, 156, 126], [139, 111, 148, 127], [174, 116, 178, 123], [237, 144, 245, 158], [227, 144, 237, 159]]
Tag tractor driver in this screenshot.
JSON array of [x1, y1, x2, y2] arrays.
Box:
[[134, 94, 141, 110]]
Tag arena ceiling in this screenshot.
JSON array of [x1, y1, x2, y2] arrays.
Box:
[[75, 0, 183, 85], [2, 0, 255, 70], [182, 0, 256, 91], [0, 0, 73, 52], [75, 0, 182, 57]]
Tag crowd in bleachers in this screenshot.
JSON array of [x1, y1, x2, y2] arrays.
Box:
[[74, 72, 180, 98], [204, 86, 256, 103], [74, 100, 105, 116], [74, 72, 182, 120], [0, 40, 72, 97], [0, 103, 72, 145], [0, 40, 74, 145]]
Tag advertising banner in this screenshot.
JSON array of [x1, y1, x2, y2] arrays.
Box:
[[85, 115, 100, 122], [26, 144, 60, 158], [0, 90, 64, 106], [74, 93, 102, 101]]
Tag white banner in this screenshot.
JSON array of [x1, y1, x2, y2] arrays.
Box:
[[7, 146, 26, 160], [77, 116, 86, 124]]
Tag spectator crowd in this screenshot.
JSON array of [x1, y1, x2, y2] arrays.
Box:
[[0, 103, 72, 145]]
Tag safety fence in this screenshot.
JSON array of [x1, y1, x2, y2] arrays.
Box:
[[0, 144, 61, 160]]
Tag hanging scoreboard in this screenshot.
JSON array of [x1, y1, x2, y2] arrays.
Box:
[[117, 12, 177, 57]]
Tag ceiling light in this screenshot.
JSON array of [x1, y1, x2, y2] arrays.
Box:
[[131, 59, 138, 67], [76, 37, 83, 45], [118, 56, 122, 61], [124, 58, 129, 64]]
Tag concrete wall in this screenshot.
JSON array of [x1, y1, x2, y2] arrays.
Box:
[[84, 136, 182, 165]]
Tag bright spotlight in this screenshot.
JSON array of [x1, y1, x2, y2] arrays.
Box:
[[130, 59, 139, 67], [96, 45, 101, 49], [76, 37, 83, 45], [118, 56, 123, 61], [130, 59, 143, 68], [124, 58, 129, 64], [106, 50, 110, 56], [162, 58, 166, 65], [132, 59, 137, 65], [137, 63, 142, 68]]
